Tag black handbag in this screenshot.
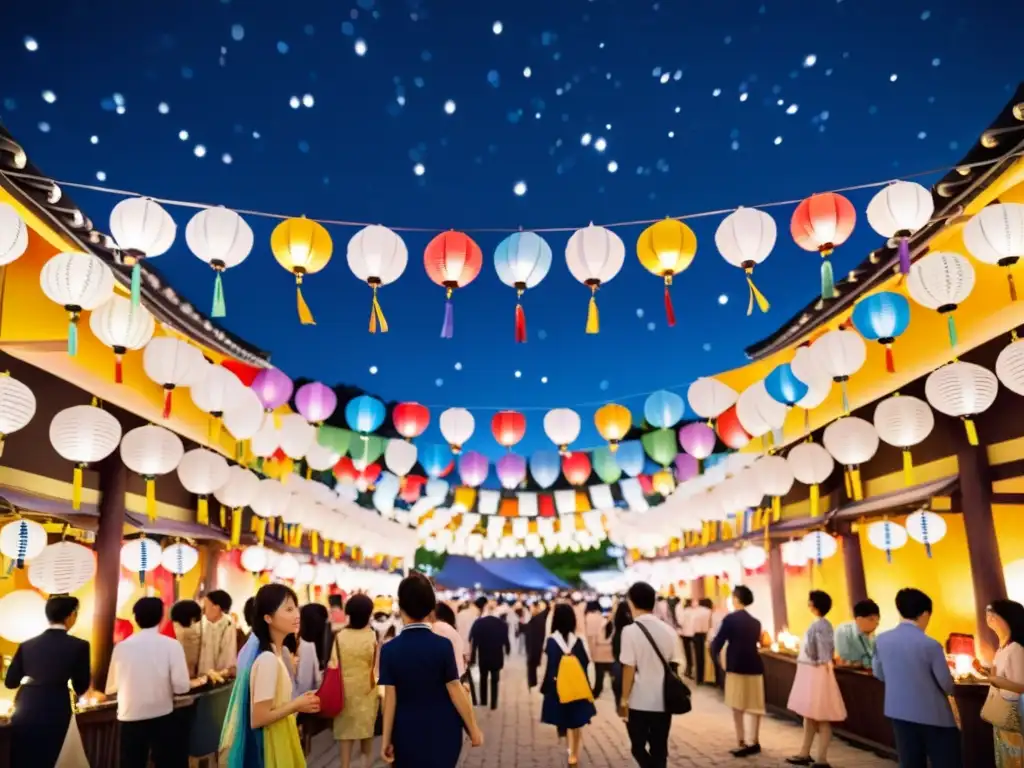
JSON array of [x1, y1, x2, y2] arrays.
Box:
[[635, 622, 692, 716]]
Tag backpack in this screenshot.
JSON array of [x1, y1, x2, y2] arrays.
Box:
[[552, 634, 595, 704], [635, 622, 691, 716]]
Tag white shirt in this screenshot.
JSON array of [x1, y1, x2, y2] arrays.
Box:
[[433, 621, 467, 678], [619, 614, 684, 713], [993, 641, 1024, 702], [455, 607, 480, 660], [106, 627, 191, 722], [675, 605, 696, 637], [691, 605, 713, 635]]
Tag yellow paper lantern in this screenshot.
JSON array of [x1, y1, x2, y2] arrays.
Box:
[[594, 403, 632, 452], [637, 219, 697, 328], [271, 216, 334, 325]]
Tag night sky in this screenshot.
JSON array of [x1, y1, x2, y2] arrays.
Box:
[[2, 0, 1021, 458]]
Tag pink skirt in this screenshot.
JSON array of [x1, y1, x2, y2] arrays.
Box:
[[787, 663, 847, 722]]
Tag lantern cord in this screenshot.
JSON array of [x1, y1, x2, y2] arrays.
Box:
[[145, 478, 157, 522], [130, 261, 142, 308], [1008, 271, 1018, 302], [514, 302, 527, 344], [884, 343, 896, 374], [820, 258, 836, 301], [947, 314, 959, 348], [162, 388, 173, 419], [440, 299, 455, 339], [745, 269, 770, 315], [211, 272, 227, 318], [369, 286, 389, 333], [902, 449, 915, 486], [963, 417, 979, 446], [67, 313, 78, 357], [72, 465, 83, 510], [586, 290, 600, 335], [897, 236, 911, 275], [663, 285, 677, 327], [114, 353, 124, 385], [296, 283, 316, 325], [197, 496, 209, 526]]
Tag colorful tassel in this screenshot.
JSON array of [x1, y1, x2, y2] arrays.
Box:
[[850, 467, 863, 501], [67, 312, 79, 357], [843, 469, 853, 499], [230, 508, 242, 548], [963, 417, 979, 446], [586, 286, 600, 334], [809, 484, 820, 517], [296, 277, 315, 325], [884, 342, 896, 373], [664, 279, 677, 327], [897, 236, 911, 275], [772, 495, 781, 522], [145, 477, 157, 521], [72, 465, 84, 510], [197, 496, 209, 526], [208, 416, 222, 445], [162, 387, 173, 419], [255, 517, 267, 546], [902, 449, 915, 486], [440, 299, 454, 338], [114, 351, 124, 384], [311, 531, 320, 553], [745, 267, 770, 315], [219, 505, 226, 529], [820, 258, 836, 300], [946, 313, 958, 348], [514, 302, 527, 343], [212, 271, 227, 318], [1009, 271, 1018, 302], [130, 261, 142, 308], [369, 283, 389, 333]]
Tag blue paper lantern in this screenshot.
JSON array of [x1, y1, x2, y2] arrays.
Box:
[[345, 395, 386, 434], [643, 389, 685, 429], [529, 450, 561, 489], [419, 443, 453, 479], [614, 440, 646, 477], [764, 363, 810, 407], [494, 231, 553, 344], [851, 291, 911, 373]]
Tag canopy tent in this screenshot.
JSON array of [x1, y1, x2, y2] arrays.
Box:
[[481, 557, 569, 591], [433, 555, 568, 592]]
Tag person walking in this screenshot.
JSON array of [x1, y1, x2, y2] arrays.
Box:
[[984, 599, 1024, 766], [585, 600, 615, 699], [469, 601, 511, 710], [332, 594, 380, 768], [692, 599, 713, 685], [873, 588, 962, 768], [611, 600, 634, 705], [675, 598, 696, 680], [540, 603, 597, 766], [619, 582, 684, 768], [786, 590, 847, 766], [525, 600, 550, 690], [456, 597, 483, 704]]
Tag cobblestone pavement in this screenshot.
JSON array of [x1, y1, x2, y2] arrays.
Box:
[[309, 655, 894, 768]]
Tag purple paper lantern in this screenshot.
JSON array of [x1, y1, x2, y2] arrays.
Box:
[[295, 381, 337, 424], [678, 422, 716, 460], [457, 450, 489, 488], [496, 453, 527, 490], [674, 453, 699, 483], [250, 368, 294, 411]]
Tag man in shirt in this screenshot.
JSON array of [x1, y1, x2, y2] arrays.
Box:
[[675, 599, 696, 680], [692, 598, 713, 685], [873, 588, 962, 767], [456, 597, 483, 703], [835, 598, 881, 668], [197, 589, 237, 684], [106, 597, 197, 768], [619, 581, 684, 768]]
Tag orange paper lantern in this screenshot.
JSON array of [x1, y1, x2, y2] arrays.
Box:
[[791, 192, 856, 301], [562, 452, 593, 486], [594, 403, 632, 452], [424, 231, 483, 338]]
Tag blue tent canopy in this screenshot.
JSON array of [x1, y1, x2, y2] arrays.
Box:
[[481, 557, 569, 591], [433, 555, 567, 592]]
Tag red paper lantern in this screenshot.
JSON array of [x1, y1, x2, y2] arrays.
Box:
[[424, 231, 484, 339], [220, 358, 262, 387], [392, 402, 430, 440], [791, 192, 856, 301], [360, 462, 382, 486], [400, 475, 426, 504], [562, 452, 592, 486], [113, 617, 135, 644], [491, 410, 526, 449], [715, 405, 751, 450], [333, 456, 358, 485]]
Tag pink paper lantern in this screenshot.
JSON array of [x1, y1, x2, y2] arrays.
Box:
[[678, 422, 716, 460], [674, 453, 699, 482], [457, 450, 489, 488], [250, 368, 294, 411], [496, 453, 527, 490], [295, 381, 337, 424]]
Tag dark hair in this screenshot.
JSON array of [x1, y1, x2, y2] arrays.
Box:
[[205, 589, 233, 613], [474, 595, 488, 612], [170, 600, 203, 627], [808, 590, 833, 617], [627, 581, 657, 612], [608, 600, 633, 639], [434, 602, 457, 628], [345, 594, 374, 630], [895, 588, 933, 620], [133, 597, 165, 630], [282, 632, 298, 654], [853, 599, 881, 619], [243, 597, 256, 628], [384, 624, 397, 640], [45, 595, 79, 625], [551, 603, 577, 638], [253, 583, 299, 653], [699, 598, 713, 610], [989, 600, 1024, 646], [733, 585, 754, 607], [328, 594, 343, 609], [585, 600, 601, 613], [299, 603, 330, 669], [398, 573, 437, 622]]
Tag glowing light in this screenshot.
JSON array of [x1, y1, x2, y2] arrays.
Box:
[[541, 376, 549, 384], [890, 73, 898, 82], [718, 294, 729, 305], [492, 21, 503, 34], [302, 94, 315, 108], [514, 370, 522, 378], [444, 99, 456, 114], [523, 67, 532, 78], [594, 137, 607, 152], [803, 54, 817, 68], [580, 132, 592, 146], [222, 153, 233, 164], [289, 95, 300, 109], [786, 103, 799, 114], [42, 90, 56, 104], [413, 163, 425, 176], [454, 362, 463, 371], [774, 136, 783, 145], [193, 144, 206, 158], [24, 36, 38, 52], [607, 161, 618, 173], [178, 130, 189, 141], [354, 39, 367, 56], [89, 135, 99, 144], [158, 102, 169, 114], [96, 171, 107, 181], [369, 366, 378, 375], [513, 181, 527, 196]]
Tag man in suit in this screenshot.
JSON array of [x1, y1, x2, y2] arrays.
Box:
[[524, 601, 549, 689], [4, 595, 92, 768], [469, 597, 511, 710]]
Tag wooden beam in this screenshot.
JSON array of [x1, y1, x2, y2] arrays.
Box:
[[769, 542, 789, 635], [91, 456, 127, 690], [840, 527, 869, 612]]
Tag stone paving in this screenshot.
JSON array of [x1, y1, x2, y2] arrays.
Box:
[[309, 655, 895, 768]]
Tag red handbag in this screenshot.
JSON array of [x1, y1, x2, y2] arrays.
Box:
[[315, 635, 345, 718]]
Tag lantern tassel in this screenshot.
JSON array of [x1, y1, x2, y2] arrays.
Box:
[[219, 504, 226, 529], [1009, 271, 1018, 302], [296, 281, 316, 325], [0, 434, 4, 458], [963, 417, 979, 446], [197, 496, 209, 526], [884, 343, 896, 373], [898, 236, 911, 276], [850, 467, 863, 501], [820, 258, 836, 300], [840, 379, 850, 415], [440, 299, 455, 339], [663, 283, 677, 327], [311, 532, 320, 554], [902, 449, 915, 486], [745, 268, 770, 315], [514, 302, 527, 343], [772, 495, 781, 523], [305, 466, 312, 480], [843, 469, 853, 499], [212, 271, 227, 318], [810, 484, 820, 518], [162, 388, 173, 419], [72, 465, 83, 511], [369, 284, 389, 333], [67, 314, 79, 357], [145, 478, 157, 522], [803, 407, 811, 436], [586, 293, 600, 335], [255, 517, 267, 546], [114, 353, 124, 385], [130, 261, 142, 308], [230, 508, 242, 548], [947, 314, 958, 348], [208, 416, 222, 445]]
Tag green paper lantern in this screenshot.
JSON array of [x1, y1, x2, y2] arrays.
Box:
[[641, 428, 678, 468], [591, 446, 623, 484]]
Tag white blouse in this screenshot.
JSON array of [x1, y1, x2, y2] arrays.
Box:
[[993, 641, 1024, 701]]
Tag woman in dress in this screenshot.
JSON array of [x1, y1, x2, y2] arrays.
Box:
[[986, 599, 1024, 767], [541, 603, 597, 766], [294, 603, 329, 696], [332, 594, 379, 768], [786, 590, 847, 767]]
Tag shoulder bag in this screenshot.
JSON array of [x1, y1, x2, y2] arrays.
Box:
[[635, 622, 691, 716], [315, 634, 345, 718]]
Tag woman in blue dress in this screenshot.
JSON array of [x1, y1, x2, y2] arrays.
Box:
[[541, 603, 597, 766], [379, 573, 482, 767]]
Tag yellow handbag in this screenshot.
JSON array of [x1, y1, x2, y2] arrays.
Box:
[[553, 635, 595, 705]]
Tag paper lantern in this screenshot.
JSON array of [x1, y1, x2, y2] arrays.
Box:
[[120, 425, 185, 520], [494, 231, 553, 343], [294, 382, 337, 425], [424, 230, 483, 338], [273, 553, 301, 581], [385, 438, 418, 477], [110, 197, 177, 306], [641, 429, 678, 467], [566, 224, 626, 334], [614, 440, 646, 476], [182, 206, 252, 318], [161, 542, 199, 576], [190, 364, 243, 442], [764, 363, 809, 408], [214, 465, 260, 509], [333, 456, 359, 485], [277, 413, 315, 459], [0, 590, 48, 642], [636, 218, 697, 326], [439, 407, 474, 454], [866, 181, 934, 275], [221, 359, 261, 387], [304, 442, 340, 474], [544, 408, 581, 454], [997, 337, 1024, 396], [419, 444, 453, 479], [142, 337, 203, 419], [678, 422, 715, 461], [715, 206, 776, 314], [251, 368, 294, 415], [271, 216, 333, 325], [781, 540, 808, 568], [810, 329, 866, 414], [496, 453, 527, 490], [530, 450, 562, 489], [177, 448, 230, 525], [738, 546, 768, 571], [822, 417, 879, 501], [458, 450, 489, 487], [925, 361, 998, 446], [346, 395, 386, 435], [687, 377, 738, 421], [851, 292, 911, 373], [754, 454, 794, 520], [674, 453, 698, 483], [222, 386, 264, 443], [644, 390, 685, 429], [867, 520, 908, 563], [873, 395, 934, 485], [0, 518, 47, 568], [594, 403, 632, 451], [563, 451, 592, 486], [787, 442, 834, 517], [50, 403, 122, 509], [347, 224, 408, 333], [392, 402, 430, 440], [906, 251, 975, 348], [0, 373, 33, 458], [791, 192, 856, 300], [241, 545, 270, 572], [491, 410, 526, 449], [736, 381, 787, 440], [249, 418, 280, 459], [0, 202, 29, 266], [89, 294, 155, 384], [651, 469, 675, 496], [250, 478, 292, 521], [715, 405, 751, 450], [28, 541, 95, 594], [39, 251, 115, 356], [963, 202, 1024, 301], [801, 531, 838, 564], [905, 509, 947, 557], [121, 538, 162, 584]]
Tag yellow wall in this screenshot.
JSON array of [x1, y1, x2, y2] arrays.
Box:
[[784, 547, 852, 638]]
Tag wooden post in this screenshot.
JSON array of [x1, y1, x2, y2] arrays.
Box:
[[958, 439, 1007, 663], [841, 526, 869, 612], [769, 542, 789, 636], [691, 576, 706, 601], [200, 542, 224, 597], [91, 457, 127, 691]]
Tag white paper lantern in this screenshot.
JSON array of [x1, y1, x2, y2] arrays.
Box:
[[996, 338, 1024, 396], [738, 546, 768, 571], [565, 224, 625, 334], [781, 540, 809, 567], [822, 417, 879, 501], [906, 251, 974, 348], [866, 520, 908, 562], [278, 413, 316, 459], [89, 294, 156, 383], [28, 541, 95, 595], [736, 381, 787, 439], [120, 424, 185, 520], [50, 403, 123, 509], [0, 590, 48, 642], [241, 545, 270, 573], [249, 418, 280, 459], [161, 542, 199, 576], [905, 509, 947, 557], [185, 207, 255, 319], [385, 438, 418, 477], [250, 478, 292, 519], [273, 553, 300, 580], [810, 329, 867, 413], [110, 197, 176, 258], [305, 442, 340, 473], [0, 518, 47, 567], [715, 207, 777, 315], [925, 361, 998, 446], [544, 408, 581, 454], [787, 442, 834, 517], [0, 373, 35, 457], [295, 562, 316, 585], [801, 531, 837, 563], [0, 202, 29, 266], [120, 538, 162, 583], [753, 454, 793, 520], [39, 251, 115, 356], [214, 465, 260, 509], [190, 364, 243, 419], [791, 344, 831, 389], [177, 448, 230, 524], [440, 407, 475, 453], [873, 394, 935, 485], [963, 202, 1024, 300], [347, 224, 408, 332], [866, 181, 934, 274], [142, 337, 204, 419], [687, 377, 738, 421], [222, 385, 264, 441]]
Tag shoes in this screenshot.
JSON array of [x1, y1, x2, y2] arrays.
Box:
[[786, 758, 813, 766], [730, 743, 761, 757]]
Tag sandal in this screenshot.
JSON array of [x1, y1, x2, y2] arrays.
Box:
[[786, 758, 814, 766]]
